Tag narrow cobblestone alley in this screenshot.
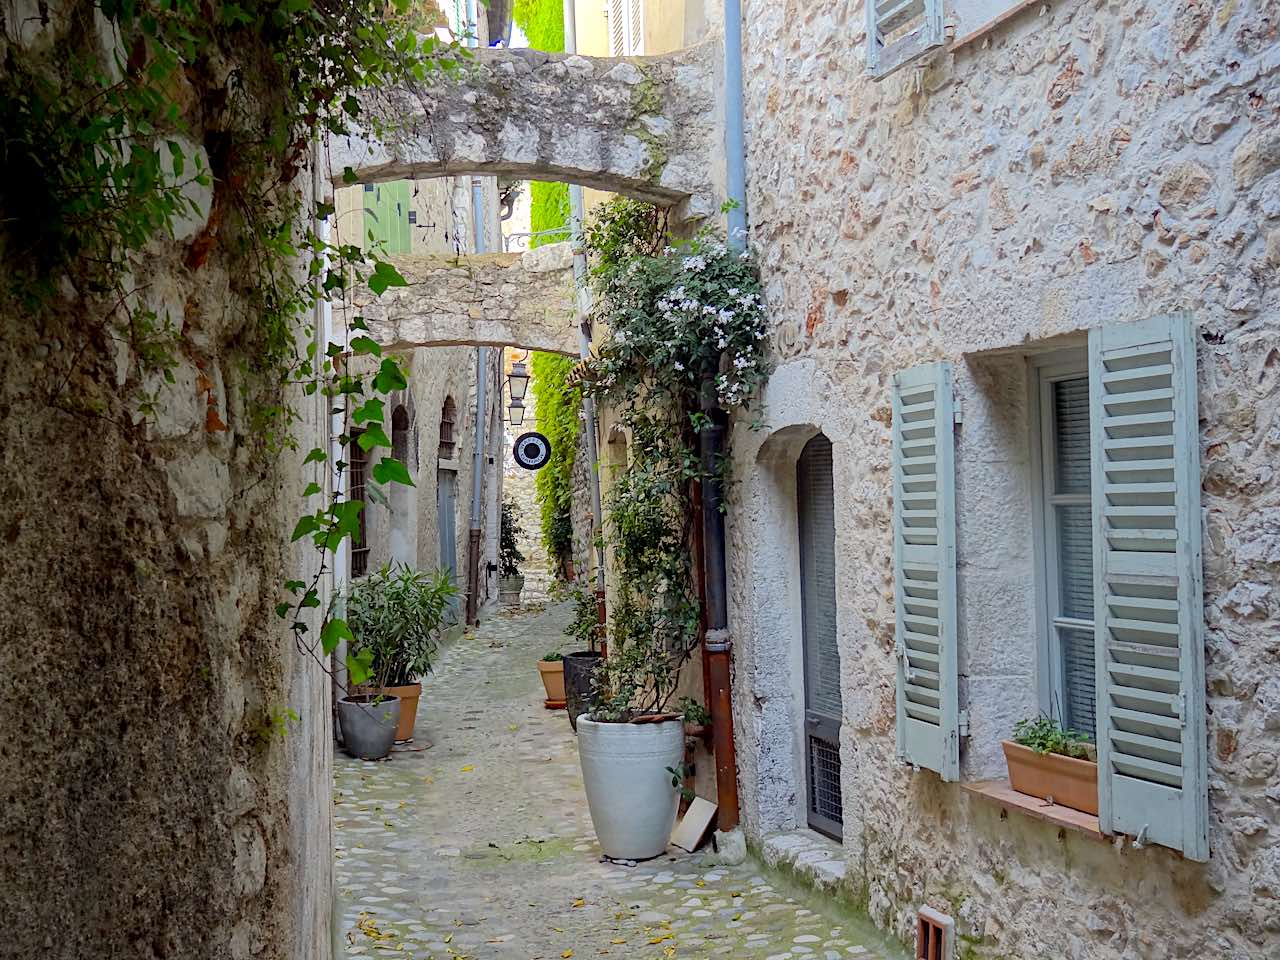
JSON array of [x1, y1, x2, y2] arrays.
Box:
[[334, 603, 906, 960]]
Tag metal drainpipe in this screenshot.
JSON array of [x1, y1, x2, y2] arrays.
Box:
[[701, 0, 748, 833], [464, 0, 487, 627], [563, 0, 609, 652]]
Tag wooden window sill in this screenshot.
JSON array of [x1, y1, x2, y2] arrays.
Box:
[[963, 779, 1106, 841]]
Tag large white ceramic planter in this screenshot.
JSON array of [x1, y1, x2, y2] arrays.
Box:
[[577, 715, 684, 860]]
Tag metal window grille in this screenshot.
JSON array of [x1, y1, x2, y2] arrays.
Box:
[[349, 433, 370, 578], [807, 736, 843, 828]]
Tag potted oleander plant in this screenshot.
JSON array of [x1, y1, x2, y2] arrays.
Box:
[[1003, 716, 1098, 815], [498, 498, 525, 607], [339, 564, 457, 758]]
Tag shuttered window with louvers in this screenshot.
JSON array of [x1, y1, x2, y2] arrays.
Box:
[[628, 0, 643, 54], [797, 434, 842, 838], [866, 0, 944, 79], [1088, 314, 1207, 861], [608, 0, 626, 56], [891, 362, 960, 780]]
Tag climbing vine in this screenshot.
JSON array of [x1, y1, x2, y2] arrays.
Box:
[[530, 351, 580, 575], [581, 198, 771, 720], [0, 0, 469, 686], [511, 0, 569, 248]]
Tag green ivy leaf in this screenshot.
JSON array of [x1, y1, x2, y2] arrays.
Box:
[[303, 482, 322, 497], [372, 456, 414, 487], [342, 166, 358, 184], [367, 260, 407, 296], [275, 602, 291, 619], [353, 398, 384, 425], [291, 515, 320, 541], [357, 424, 391, 450], [303, 447, 327, 465], [321, 617, 355, 655], [372, 358, 407, 394], [351, 336, 382, 357]]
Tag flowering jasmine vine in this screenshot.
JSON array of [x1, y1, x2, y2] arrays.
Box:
[[583, 200, 771, 414]]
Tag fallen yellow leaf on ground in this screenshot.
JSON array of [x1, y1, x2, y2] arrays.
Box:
[[609, 938, 626, 944], [461, 765, 474, 772], [572, 898, 585, 907], [561, 950, 574, 958]]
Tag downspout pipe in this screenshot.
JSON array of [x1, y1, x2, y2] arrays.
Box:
[[465, 0, 487, 626], [563, 0, 609, 651], [701, 0, 748, 836]]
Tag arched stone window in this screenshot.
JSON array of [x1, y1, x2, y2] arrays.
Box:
[[438, 396, 457, 460]]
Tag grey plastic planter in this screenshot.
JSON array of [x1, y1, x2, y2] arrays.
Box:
[[337, 695, 401, 760]]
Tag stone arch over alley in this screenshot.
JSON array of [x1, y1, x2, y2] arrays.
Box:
[[326, 45, 723, 223], [343, 241, 580, 355]]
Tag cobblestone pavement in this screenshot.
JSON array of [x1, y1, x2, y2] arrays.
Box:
[[335, 602, 906, 960]]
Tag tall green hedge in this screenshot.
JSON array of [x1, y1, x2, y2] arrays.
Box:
[[512, 0, 564, 50], [513, 0, 569, 248], [530, 352, 580, 573]]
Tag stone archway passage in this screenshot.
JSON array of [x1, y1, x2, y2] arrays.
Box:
[[342, 241, 579, 355], [327, 44, 721, 222]]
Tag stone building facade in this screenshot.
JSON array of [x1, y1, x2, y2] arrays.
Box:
[[332, 179, 509, 618], [722, 2, 1280, 958]]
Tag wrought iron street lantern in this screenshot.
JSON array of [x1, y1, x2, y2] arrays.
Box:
[[507, 358, 529, 402], [508, 397, 526, 426]]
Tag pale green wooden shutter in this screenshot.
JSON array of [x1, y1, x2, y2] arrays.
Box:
[[1088, 314, 1208, 861], [892, 362, 960, 780], [866, 0, 944, 80]]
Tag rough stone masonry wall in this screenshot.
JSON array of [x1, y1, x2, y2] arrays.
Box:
[[330, 45, 723, 222], [346, 242, 579, 355], [727, 1, 1280, 958], [0, 8, 333, 959]]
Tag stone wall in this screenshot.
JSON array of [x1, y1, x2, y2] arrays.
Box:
[[329, 44, 724, 222], [728, 1, 1280, 958], [345, 242, 579, 355], [0, 29, 334, 960]]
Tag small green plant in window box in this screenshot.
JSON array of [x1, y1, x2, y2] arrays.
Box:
[[1003, 716, 1098, 816]]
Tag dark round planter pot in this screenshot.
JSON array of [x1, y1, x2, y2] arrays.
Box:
[[337, 695, 401, 760], [563, 650, 603, 733]]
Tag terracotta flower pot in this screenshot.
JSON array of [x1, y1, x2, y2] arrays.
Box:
[[381, 682, 422, 743], [1002, 740, 1098, 815], [537, 659, 566, 707]]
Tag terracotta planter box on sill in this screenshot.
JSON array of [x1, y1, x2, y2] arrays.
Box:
[[1002, 740, 1099, 816]]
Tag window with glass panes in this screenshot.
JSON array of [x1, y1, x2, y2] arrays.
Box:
[[1036, 358, 1095, 739]]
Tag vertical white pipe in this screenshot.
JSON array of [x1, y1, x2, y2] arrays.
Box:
[[723, 0, 747, 246]]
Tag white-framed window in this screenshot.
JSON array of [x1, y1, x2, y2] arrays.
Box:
[[607, 0, 643, 55], [1031, 354, 1096, 740]]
